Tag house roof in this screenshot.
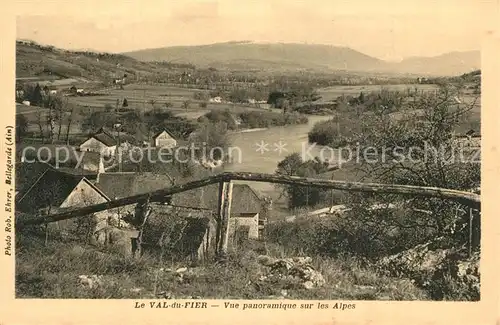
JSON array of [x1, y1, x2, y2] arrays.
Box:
[[95, 172, 176, 200], [95, 171, 262, 215], [92, 132, 117, 147], [16, 169, 108, 212], [56, 167, 98, 180], [81, 127, 120, 147], [152, 129, 177, 140], [171, 183, 262, 215], [15, 161, 54, 197]]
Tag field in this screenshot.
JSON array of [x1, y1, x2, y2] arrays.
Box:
[[316, 84, 440, 103], [67, 83, 280, 119]]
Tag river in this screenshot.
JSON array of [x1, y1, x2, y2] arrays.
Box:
[[224, 115, 334, 196]]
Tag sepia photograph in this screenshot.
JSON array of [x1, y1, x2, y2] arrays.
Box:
[[4, 0, 493, 311]]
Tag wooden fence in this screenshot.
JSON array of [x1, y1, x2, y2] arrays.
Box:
[[16, 172, 480, 258]]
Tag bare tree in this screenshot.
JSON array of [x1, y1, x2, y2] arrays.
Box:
[[65, 101, 76, 145]]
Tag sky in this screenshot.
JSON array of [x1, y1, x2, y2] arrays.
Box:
[[15, 0, 497, 61]]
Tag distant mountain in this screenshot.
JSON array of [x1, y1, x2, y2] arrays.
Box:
[[389, 51, 480, 76], [124, 42, 386, 73], [124, 42, 480, 76]]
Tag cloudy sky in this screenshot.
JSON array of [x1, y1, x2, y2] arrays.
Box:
[[16, 0, 496, 61]]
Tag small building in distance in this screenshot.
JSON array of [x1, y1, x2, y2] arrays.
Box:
[[209, 96, 222, 103], [79, 128, 117, 157], [453, 128, 481, 149], [79, 127, 135, 157], [152, 129, 177, 149]]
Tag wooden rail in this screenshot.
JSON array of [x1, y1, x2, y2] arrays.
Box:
[[16, 172, 480, 230]]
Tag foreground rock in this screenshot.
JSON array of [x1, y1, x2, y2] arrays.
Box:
[[377, 242, 480, 300], [257, 255, 325, 290]]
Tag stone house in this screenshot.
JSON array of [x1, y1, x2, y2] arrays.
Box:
[[94, 171, 214, 260], [15, 162, 140, 251], [15, 164, 115, 237], [152, 129, 177, 149], [171, 183, 265, 241], [79, 128, 117, 157], [79, 127, 135, 157]]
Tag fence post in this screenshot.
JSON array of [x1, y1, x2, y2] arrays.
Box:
[[468, 208, 473, 258], [217, 181, 233, 260], [215, 181, 225, 253]]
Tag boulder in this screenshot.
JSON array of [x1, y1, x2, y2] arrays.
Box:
[[377, 243, 480, 300], [257, 255, 325, 290]]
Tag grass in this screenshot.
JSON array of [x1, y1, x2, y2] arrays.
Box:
[[15, 232, 428, 300], [316, 84, 440, 103]]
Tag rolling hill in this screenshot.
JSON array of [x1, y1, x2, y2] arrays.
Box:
[[389, 51, 480, 76], [124, 41, 480, 76], [124, 41, 385, 73], [15, 40, 175, 86]]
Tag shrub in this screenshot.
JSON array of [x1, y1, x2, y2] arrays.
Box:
[[239, 111, 308, 129]]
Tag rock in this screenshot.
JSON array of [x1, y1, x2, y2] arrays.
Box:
[[258, 256, 325, 290], [292, 257, 312, 265], [354, 285, 377, 292], [157, 291, 174, 299], [176, 267, 188, 273], [377, 243, 480, 300], [303, 281, 314, 290], [130, 287, 143, 293], [257, 255, 277, 266], [78, 275, 104, 289]]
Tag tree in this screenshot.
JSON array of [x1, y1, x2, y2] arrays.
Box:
[[35, 107, 45, 143], [80, 111, 114, 133], [65, 102, 76, 145], [30, 83, 43, 106], [143, 110, 197, 140], [148, 99, 156, 110], [275, 153, 330, 209], [344, 83, 481, 251], [276, 98, 291, 113], [188, 122, 231, 161], [182, 100, 191, 111], [104, 103, 114, 112], [267, 91, 286, 106], [43, 95, 65, 141], [16, 114, 29, 142]]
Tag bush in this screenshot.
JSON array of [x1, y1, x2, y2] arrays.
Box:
[[199, 109, 237, 130], [239, 111, 308, 129]]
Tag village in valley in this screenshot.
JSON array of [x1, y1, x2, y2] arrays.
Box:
[[14, 19, 481, 301]]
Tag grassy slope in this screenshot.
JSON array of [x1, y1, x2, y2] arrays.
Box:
[[16, 41, 164, 84], [16, 233, 427, 300]]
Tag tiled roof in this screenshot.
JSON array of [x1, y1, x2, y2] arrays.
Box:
[[95, 172, 176, 200], [16, 163, 109, 212], [172, 183, 262, 215], [15, 161, 54, 197], [17, 169, 84, 212], [152, 129, 177, 140], [95, 172, 263, 216], [92, 132, 117, 147]]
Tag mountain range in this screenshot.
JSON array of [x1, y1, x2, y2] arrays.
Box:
[[124, 41, 480, 76]]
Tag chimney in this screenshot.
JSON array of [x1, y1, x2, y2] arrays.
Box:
[[96, 155, 105, 183]]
